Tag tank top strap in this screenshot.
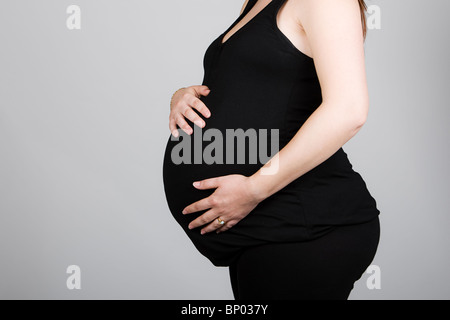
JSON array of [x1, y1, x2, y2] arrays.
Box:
[[242, 0, 286, 15], [255, 0, 286, 23], [242, 0, 258, 17], [267, 0, 286, 19], [221, 0, 258, 43], [245, 0, 258, 10], [219, 0, 287, 49], [244, 0, 284, 18], [243, 0, 285, 25]]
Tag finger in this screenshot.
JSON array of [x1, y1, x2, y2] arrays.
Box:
[[175, 114, 193, 135], [193, 177, 222, 190], [187, 94, 211, 119], [216, 220, 237, 234], [182, 196, 214, 215], [201, 216, 229, 235], [169, 116, 179, 138], [187, 209, 216, 230], [200, 85, 211, 95], [183, 107, 206, 128], [192, 85, 211, 98]]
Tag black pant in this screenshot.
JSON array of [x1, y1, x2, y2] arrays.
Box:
[[229, 217, 380, 300]]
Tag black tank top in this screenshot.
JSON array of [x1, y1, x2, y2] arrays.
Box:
[[163, 0, 380, 266]]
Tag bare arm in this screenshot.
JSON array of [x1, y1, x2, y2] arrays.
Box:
[[248, 0, 369, 200]]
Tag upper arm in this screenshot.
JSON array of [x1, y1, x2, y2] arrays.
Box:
[[296, 0, 369, 119], [240, 0, 250, 15]]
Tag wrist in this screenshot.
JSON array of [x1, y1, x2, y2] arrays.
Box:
[[247, 172, 271, 203]]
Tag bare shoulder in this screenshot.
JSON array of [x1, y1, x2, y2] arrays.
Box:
[[289, 0, 362, 32], [291, 0, 368, 109]]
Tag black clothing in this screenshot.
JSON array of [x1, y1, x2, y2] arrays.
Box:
[[229, 216, 380, 300], [162, 0, 380, 267]]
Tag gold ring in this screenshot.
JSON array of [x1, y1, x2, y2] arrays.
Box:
[[217, 217, 225, 225]]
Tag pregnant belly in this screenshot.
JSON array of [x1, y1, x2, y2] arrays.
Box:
[[162, 91, 287, 226], [161, 93, 379, 266], [162, 127, 311, 266]]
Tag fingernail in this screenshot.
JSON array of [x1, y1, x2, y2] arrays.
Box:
[[200, 230, 205, 235], [193, 181, 200, 187], [206, 111, 211, 118], [188, 224, 193, 229], [194, 120, 204, 128], [172, 130, 179, 138], [182, 209, 186, 214]]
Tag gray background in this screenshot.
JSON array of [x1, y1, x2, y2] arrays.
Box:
[[0, 0, 449, 299]]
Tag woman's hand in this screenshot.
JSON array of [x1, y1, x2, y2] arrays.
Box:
[[169, 85, 212, 137], [182, 174, 263, 235]]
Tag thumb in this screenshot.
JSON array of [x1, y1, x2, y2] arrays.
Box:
[[199, 85, 211, 95], [191, 85, 210, 98]]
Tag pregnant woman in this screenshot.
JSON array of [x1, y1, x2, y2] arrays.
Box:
[[163, 0, 380, 300]]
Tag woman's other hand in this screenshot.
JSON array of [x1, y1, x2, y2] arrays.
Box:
[[169, 85, 211, 137], [182, 174, 264, 235]]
